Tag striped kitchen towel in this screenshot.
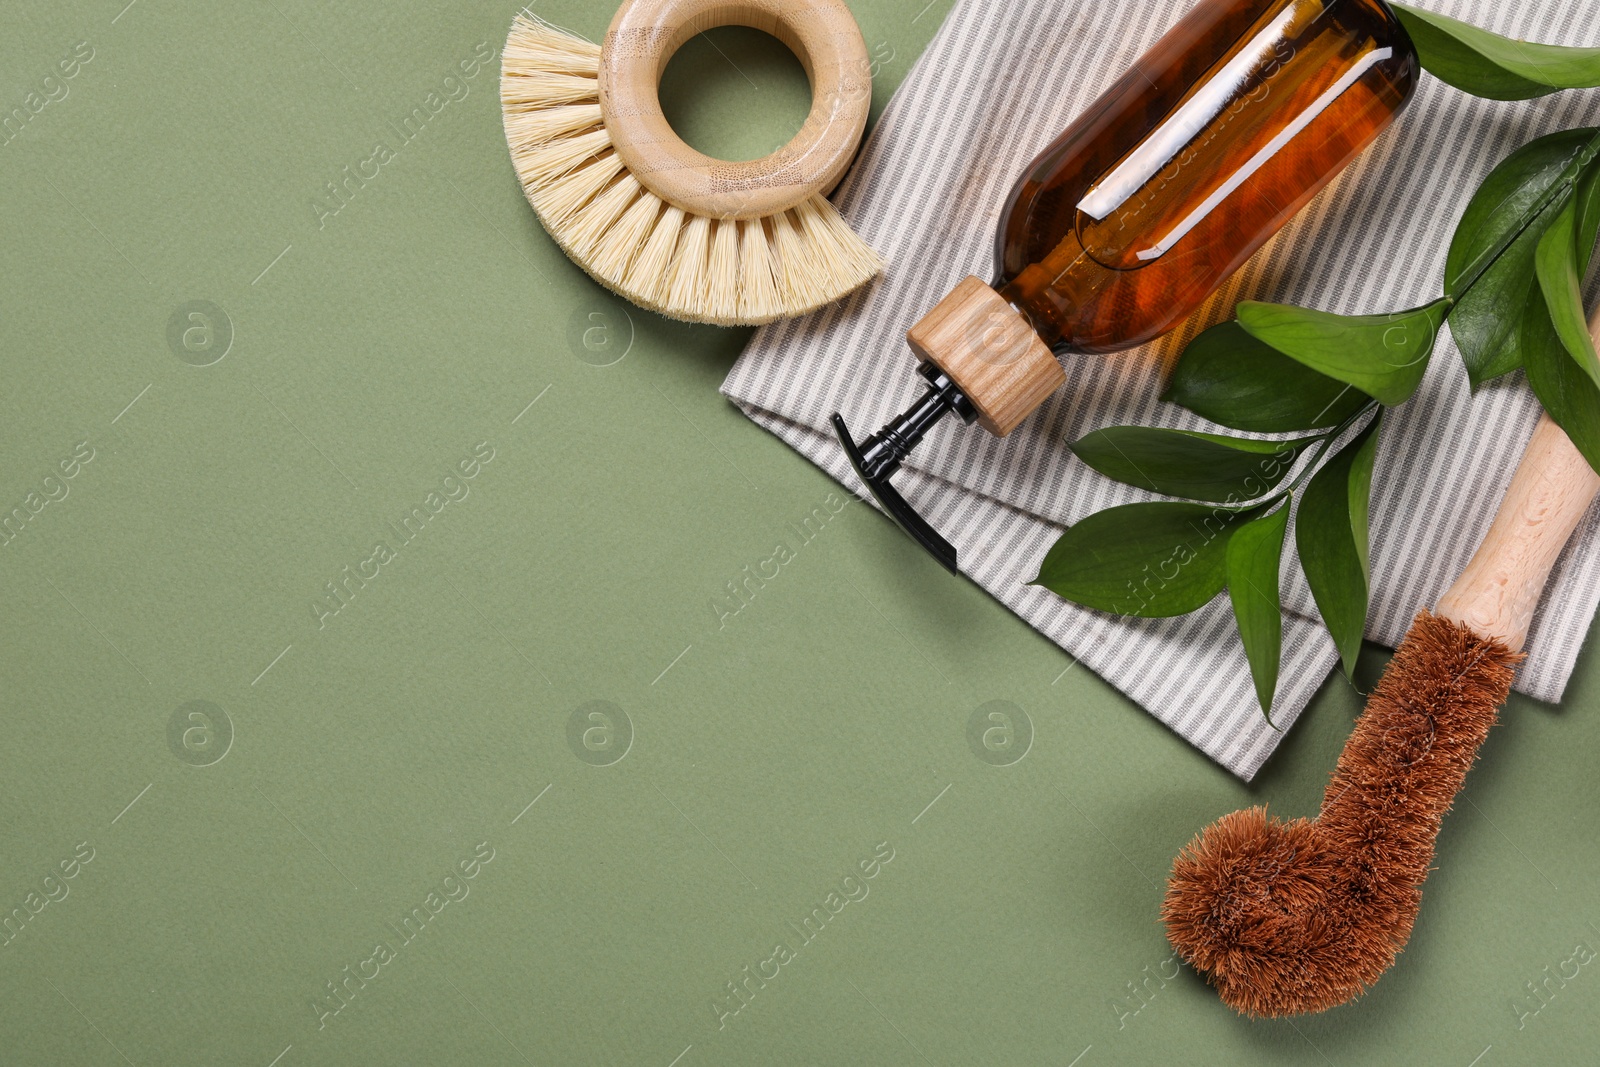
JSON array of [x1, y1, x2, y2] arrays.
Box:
[[720, 0, 1600, 780]]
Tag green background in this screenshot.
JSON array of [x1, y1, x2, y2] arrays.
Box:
[[2, 0, 1597, 1063]]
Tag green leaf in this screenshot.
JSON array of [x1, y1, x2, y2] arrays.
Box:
[[1031, 501, 1259, 618], [1070, 426, 1320, 503], [1295, 414, 1382, 680], [1535, 196, 1600, 392], [1443, 129, 1600, 387], [1448, 194, 1569, 389], [1445, 128, 1593, 295], [1392, 3, 1600, 101], [1523, 275, 1600, 475], [1164, 321, 1373, 432], [1236, 300, 1451, 406], [1225, 501, 1289, 722], [1577, 153, 1600, 272]]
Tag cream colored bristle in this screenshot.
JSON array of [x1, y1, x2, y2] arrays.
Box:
[[532, 152, 625, 226], [623, 205, 685, 308], [503, 104, 601, 147], [510, 127, 611, 188], [794, 196, 882, 296], [737, 219, 781, 324], [564, 173, 641, 259], [773, 208, 825, 311], [702, 219, 742, 324], [664, 214, 712, 317], [591, 187, 664, 284], [500, 12, 881, 324], [502, 16, 601, 72], [500, 71, 598, 107]]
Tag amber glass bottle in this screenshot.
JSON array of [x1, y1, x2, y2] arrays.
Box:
[[835, 0, 1419, 572], [997, 0, 1418, 353]]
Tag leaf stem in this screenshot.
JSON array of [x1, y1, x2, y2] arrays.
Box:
[[1283, 399, 1382, 497]]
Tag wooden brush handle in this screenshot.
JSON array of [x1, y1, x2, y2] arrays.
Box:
[[598, 0, 871, 220], [1436, 310, 1600, 652], [1163, 307, 1600, 1017]]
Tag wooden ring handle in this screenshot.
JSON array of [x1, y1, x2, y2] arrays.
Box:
[[1436, 305, 1600, 652], [597, 0, 871, 220]]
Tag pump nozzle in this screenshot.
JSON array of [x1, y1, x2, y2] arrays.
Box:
[[834, 277, 1064, 574], [832, 363, 976, 574]]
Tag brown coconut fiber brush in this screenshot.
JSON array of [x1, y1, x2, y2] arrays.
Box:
[[1162, 309, 1600, 1018], [500, 0, 883, 326]]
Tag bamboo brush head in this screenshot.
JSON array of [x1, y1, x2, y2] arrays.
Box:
[[1161, 612, 1519, 1017], [499, 3, 882, 326]]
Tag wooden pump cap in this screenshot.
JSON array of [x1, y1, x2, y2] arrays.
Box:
[[906, 276, 1066, 436], [597, 0, 871, 220]]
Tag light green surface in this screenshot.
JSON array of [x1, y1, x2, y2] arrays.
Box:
[[2, 1, 1598, 1064]]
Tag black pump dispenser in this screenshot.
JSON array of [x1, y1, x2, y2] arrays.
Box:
[[831, 362, 976, 574]]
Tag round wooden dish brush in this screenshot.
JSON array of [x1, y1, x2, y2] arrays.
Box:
[[499, 0, 883, 326], [1162, 308, 1600, 1017]]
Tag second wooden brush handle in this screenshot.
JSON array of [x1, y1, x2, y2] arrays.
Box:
[[1436, 309, 1600, 652]]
